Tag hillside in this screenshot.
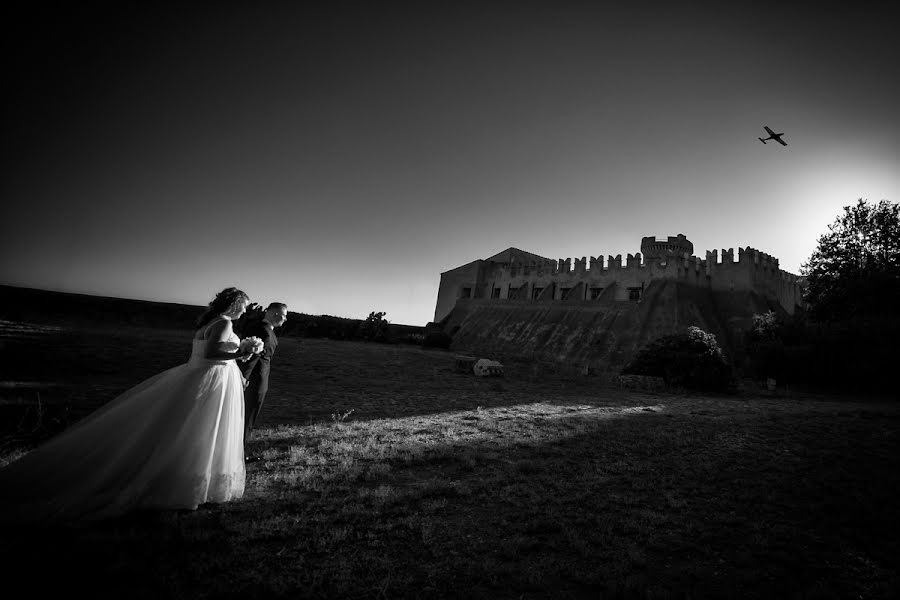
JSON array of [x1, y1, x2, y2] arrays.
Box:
[[0, 285, 424, 340], [0, 285, 204, 329]]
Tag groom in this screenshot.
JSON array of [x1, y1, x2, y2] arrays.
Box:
[[239, 302, 288, 446]]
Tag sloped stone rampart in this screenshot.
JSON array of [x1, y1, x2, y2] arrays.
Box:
[[441, 280, 785, 372]]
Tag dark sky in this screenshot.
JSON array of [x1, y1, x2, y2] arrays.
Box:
[[2, 2, 898, 325]]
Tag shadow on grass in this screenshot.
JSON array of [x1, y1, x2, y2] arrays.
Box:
[[3, 401, 898, 600]]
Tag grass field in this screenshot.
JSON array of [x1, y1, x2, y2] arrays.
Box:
[[0, 320, 898, 599]]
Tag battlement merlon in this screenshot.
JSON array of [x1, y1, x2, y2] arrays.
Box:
[[698, 246, 783, 270], [738, 246, 780, 269], [485, 253, 794, 280], [478, 239, 791, 274], [574, 257, 587, 274], [483, 254, 714, 282], [475, 240, 799, 285]]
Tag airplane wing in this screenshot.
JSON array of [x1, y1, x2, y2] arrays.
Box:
[[775, 136, 787, 146], [764, 125, 775, 135]]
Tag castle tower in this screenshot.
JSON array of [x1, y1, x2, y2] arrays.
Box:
[[640, 234, 694, 259]]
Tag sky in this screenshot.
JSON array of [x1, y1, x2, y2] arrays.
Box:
[[2, 1, 898, 326]]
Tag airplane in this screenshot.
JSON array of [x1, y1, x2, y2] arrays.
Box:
[[759, 125, 787, 146]]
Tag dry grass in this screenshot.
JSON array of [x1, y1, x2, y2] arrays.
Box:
[[1, 321, 898, 599]]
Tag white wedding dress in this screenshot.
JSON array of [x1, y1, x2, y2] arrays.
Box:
[[0, 316, 246, 525]]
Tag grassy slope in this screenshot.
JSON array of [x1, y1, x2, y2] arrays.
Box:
[[0, 322, 898, 599]]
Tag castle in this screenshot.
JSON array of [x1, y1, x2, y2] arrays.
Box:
[[431, 235, 806, 370], [435, 234, 805, 324]]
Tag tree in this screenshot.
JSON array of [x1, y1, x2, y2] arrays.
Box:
[[743, 311, 785, 381], [749, 310, 779, 341], [801, 199, 900, 322], [359, 311, 391, 343]]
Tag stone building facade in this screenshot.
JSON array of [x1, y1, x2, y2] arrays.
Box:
[[434, 234, 805, 323]]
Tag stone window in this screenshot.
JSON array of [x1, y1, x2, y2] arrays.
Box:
[[508, 286, 519, 299], [532, 287, 543, 300], [491, 287, 501, 299], [461, 287, 472, 299], [590, 287, 604, 300], [628, 286, 642, 301], [559, 287, 572, 300]]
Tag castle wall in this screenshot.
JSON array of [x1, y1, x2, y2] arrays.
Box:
[[434, 261, 482, 323], [704, 247, 804, 314], [433, 239, 805, 325]]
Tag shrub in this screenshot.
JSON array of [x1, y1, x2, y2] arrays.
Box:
[[358, 311, 391, 343], [422, 331, 452, 349], [742, 311, 786, 381], [623, 326, 734, 392]]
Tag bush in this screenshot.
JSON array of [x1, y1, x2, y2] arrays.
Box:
[[623, 326, 735, 392], [422, 331, 452, 349], [358, 311, 391, 343], [742, 310, 786, 381]]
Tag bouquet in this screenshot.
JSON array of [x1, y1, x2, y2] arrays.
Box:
[[239, 336, 264, 356]]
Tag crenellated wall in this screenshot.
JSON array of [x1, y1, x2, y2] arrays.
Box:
[[479, 251, 736, 305], [434, 235, 806, 322], [703, 246, 804, 312]]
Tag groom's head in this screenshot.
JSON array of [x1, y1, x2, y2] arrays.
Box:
[[264, 302, 288, 328]]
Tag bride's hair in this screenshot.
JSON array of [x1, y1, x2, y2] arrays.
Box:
[[196, 287, 250, 329]]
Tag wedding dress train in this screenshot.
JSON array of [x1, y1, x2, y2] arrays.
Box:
[[0, 319, 246, 525]]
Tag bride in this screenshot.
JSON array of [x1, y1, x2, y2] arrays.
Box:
[[0, 287, 258, 526]]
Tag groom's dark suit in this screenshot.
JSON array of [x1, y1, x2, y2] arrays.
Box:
[[239, 318, 278, 437]]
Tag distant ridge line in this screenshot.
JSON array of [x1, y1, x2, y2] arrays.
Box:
[[0, 284, 204, 309], [0, 284, 427, 332], [0, 284, 205, 330]]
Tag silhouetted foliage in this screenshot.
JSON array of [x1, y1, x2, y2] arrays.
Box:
[[358, 311, 391, 343], [801, 199, 900, 322], [279, 313, 360, 340], [778, 199, 900, 395], [736, 306, 897, 394], [623, 326, 734, 392], [279, 311, 423, 344]]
